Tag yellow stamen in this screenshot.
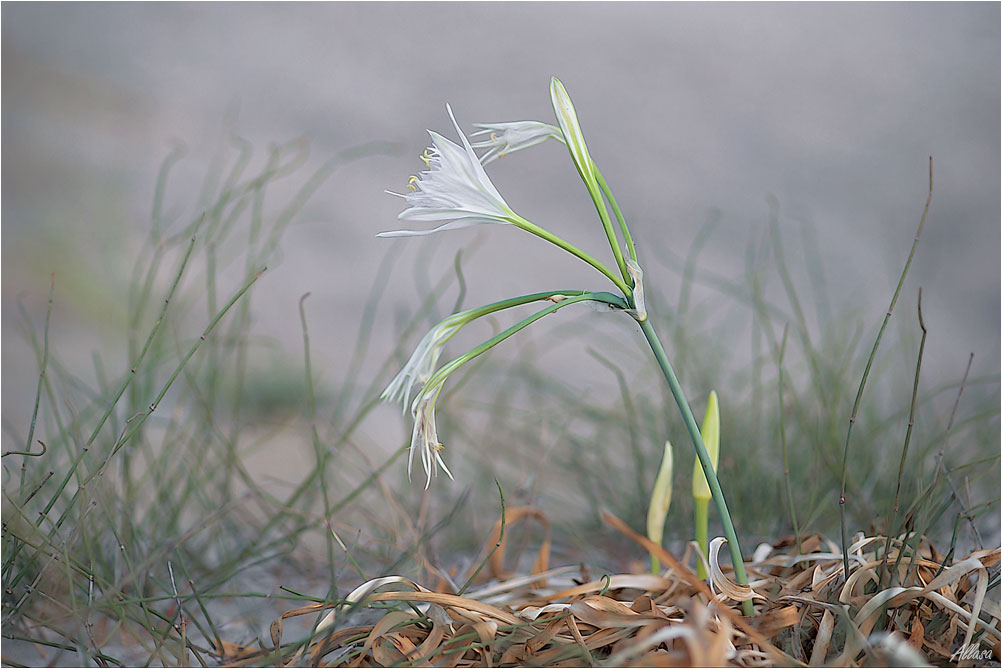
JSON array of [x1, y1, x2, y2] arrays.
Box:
[[420, 149, 433, 167], [490, 132, 497, 143], [406, 175, 419, 192]]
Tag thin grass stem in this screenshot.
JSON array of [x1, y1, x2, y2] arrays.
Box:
[[777, 324, 801, 553], [21, 275, 55, 494], [880, 289, 927, 587], [839, 156, 932, 579]]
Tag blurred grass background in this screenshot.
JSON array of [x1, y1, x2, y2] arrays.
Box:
[[2, 131, 998, 665], [2, 3, 999, 665]]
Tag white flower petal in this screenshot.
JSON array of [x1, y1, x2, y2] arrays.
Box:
[[377, 218, 508, 237], [470, 121, 563, 165], [384, 105, 521, 238]]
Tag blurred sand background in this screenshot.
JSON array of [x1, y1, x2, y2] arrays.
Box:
[[3, 3, 999, 471]]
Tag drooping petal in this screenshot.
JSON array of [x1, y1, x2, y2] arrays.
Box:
[[377, 218, 503, 238], [382, 312, 469, 409]]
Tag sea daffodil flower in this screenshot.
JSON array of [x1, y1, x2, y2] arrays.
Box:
[[378, 104, 524, 237], [379, 104, 630, 295], [471, 121, 563, 165]]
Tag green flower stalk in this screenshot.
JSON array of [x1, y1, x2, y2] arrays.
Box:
[[691, 390, 720, 579], [380, 79, 754, 614], [646, 440, 674, 574]]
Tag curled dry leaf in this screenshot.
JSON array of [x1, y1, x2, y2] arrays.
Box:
[[251, 524, 998, 667]]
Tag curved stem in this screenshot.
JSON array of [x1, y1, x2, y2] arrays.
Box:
[[427, 291, 630, 391], [638, 317, 755, 616], [512, 215, 632, 298]]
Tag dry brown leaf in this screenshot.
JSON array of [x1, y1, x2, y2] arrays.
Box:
[[483, 506, 551, 583]]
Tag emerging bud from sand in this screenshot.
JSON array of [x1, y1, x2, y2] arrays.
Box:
[[470, 121, 563, 165], [692, 390, 720, 578], [646, 440, 674, 570], [550, 77, 597, 188], [691, 391, 720, 501], [378, 104, 526, 237]]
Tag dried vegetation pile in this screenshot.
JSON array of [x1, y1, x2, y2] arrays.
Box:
[[220, 510, 1000, 667]]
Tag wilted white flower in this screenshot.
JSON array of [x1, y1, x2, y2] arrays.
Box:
[[378, 105, 523, 238], [381, 310, 472, 410], [470, 121, 563, 165], [408, 382, 454, 488]]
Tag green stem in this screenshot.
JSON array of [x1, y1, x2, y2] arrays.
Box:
[[428, 291, 629, 389], [694, 498, 709, 579], [512, 215, 632, 298], [638, 317, 754, 616], [839, 157, 932, 580], [595, 168, 637, 262], [583, 180, 631, 286], [777, 325, 801, 554]]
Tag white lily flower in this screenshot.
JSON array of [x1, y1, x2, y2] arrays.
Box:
[[378, 105, 522, 238], [470, 121, 563, 165], [382, 310, 472, 411]]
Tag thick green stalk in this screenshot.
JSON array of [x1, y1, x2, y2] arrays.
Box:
[[638, 317, 754, 616], [582, 180, 631, 286], [694, 498, 709, 579], [595, 168, 637, 262]]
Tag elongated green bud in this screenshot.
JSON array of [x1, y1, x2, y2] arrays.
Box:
[[692, 390, 719, 579], [691, 390, 720, 501], [646, 440, 674, 573], [550, 77, 597, 188]]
